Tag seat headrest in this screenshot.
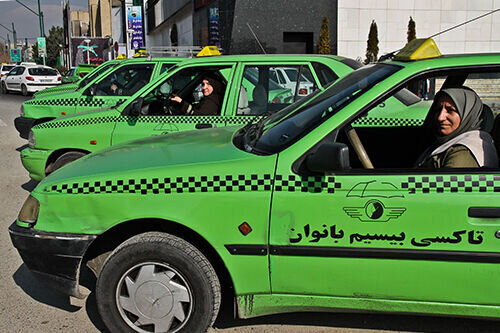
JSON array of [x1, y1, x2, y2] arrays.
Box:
[[252, 84, 267, 106]]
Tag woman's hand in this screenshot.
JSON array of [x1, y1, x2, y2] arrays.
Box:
[[170, 94, 182, 103]]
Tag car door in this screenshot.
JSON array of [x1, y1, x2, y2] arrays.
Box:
[[75, 63, 155, 113], [110, 64, 236, 146], [268, 67, 500, 307], [6, 67, 23, 91]]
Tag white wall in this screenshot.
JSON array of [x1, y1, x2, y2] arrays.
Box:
[[147, 2, 193, 47], [338, 0, 500, 60]]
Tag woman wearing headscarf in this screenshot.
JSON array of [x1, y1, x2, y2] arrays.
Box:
[[415, 87, 498, 168], [170, 73, 224, 115]]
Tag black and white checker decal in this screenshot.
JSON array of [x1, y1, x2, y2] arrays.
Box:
[[402, 175, 500, 194], [45, 174, 344, 195]]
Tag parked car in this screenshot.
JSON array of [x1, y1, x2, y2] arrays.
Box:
[[1, 64, 61, 96], [0, 63, 15, 81], [270, 66, 316, 97], [20, 54, 361, 180], [61, 64, 98, 84], [9, 39, 500, 332], [33, 59, 123, 98], [14, 57, 186, 138]]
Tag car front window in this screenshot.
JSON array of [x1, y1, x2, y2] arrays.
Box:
[[241, 63, 402, 155]]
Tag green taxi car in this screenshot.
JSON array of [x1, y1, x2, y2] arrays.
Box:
[[61, 64, 98, 84], [21, 54, 362, 180], [10, 40, 500, 332], [32, 59, 122, 99], [14, 57, 186, 139]]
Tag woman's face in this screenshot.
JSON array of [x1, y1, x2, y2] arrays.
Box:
[[201, 79, 214, 96], [435, 94, 461, 136]]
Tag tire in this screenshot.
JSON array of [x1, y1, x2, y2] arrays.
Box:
[[2, 82, 8, 94], [47, 151, 86, 174], [96, 232, 221, 333], [21, 84, 28, 96]]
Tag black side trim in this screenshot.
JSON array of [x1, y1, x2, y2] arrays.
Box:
[[469, 207, 500, 218], [225, 244, 267, 256], [270, 245, 500, 263]]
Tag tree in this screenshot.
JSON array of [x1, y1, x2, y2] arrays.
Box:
[[46, 26, 64, 67], [317, 17, 331, 54], [407, 16, 416, 44], [31, 44, 39, 63], [364, 20, 379, 64]]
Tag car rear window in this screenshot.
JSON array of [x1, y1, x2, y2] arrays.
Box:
[[2, 65, 14, 72], [28, 68, 59, 76]]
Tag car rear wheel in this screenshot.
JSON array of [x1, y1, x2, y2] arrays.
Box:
[[96, 232, 221, 333], [21, 84, 28, 96], [2, 82, 8, 94], [46, 151, 86, 175]]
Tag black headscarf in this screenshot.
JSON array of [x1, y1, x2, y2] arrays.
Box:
[[194, 73, 224, 115]]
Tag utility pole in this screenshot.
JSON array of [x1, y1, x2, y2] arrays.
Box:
[[0, 24, 13, 48], [12, 23, 16, 48], [15, 0, 45, 37]]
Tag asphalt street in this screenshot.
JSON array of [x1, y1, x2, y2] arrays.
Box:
[[0, 92, 499, 332]]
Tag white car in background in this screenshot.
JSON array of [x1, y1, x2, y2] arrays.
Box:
[[270, 66, 316, 97], [0, 63, 15, 80], [2, 64, 61, 96]]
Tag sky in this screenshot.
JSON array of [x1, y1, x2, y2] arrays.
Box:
[[0, 0, 88, 43]]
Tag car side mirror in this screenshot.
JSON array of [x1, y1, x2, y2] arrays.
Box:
[[123, 97, 144, 116], [83, 85, 96, 96], [306, 142, 351, 173]]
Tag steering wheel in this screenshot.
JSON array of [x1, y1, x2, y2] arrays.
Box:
[[344, 125, 374, 169]]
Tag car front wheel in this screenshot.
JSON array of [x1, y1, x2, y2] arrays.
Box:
[[2, 82, 8, 94], [96, 232, 221, 333], [21, 84, 28, 96]]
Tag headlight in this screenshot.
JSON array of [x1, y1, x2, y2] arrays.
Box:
[[20, 104, 24, 116], [28, 130, 35, 147], [18, 195, 40, 226]]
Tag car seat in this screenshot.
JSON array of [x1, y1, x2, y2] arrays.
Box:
[[251, 84, 267, 115], [237, 86, 251, 115], [491, 110, 500, 163]]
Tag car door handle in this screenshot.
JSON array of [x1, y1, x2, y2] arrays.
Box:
[[195, 123, 212, 129], [468, 207, 500, 218]]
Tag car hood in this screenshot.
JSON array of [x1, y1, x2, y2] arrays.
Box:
[[38, 126, 259, 188]]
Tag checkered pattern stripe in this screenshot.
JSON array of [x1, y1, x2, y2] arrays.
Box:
[[352, 117, 423, 127], [225, 116, 262, 125], [26, 98, 80, 106], [402, 175, 500, 194], [45, 174, 343, 195], [34, 115, 257, 129], [275, 175, 342, 193], [114, 115, 228, 124], [47, 174, 274, 195], [34, 116, 120, 129]]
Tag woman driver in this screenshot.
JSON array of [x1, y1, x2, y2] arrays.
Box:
[[415, 87, 498, 168]]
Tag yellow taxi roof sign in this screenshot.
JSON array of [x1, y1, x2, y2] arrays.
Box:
[[196, 46, 221, 57], [116, 54, 127, 59], [394, 38, 442, 61], [133, 49, 149, 58]]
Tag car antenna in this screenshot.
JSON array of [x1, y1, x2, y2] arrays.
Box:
[[379, 8, 499, 61], [246, 23, 267, 54]]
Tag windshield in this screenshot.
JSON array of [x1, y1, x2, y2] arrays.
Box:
[[242, 63, 402, 155], [28, 67, 58, 76], [78, 62, 117, 89]]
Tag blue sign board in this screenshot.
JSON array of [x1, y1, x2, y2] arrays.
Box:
[[127, 6, 144, 49]]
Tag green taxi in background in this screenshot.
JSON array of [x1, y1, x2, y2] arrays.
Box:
[[32, 59, 122, 98], [10, 39, 500, 332], [61, 64, 98, 84], [14, 57, 185, 138], [21, 54, 362, 180]]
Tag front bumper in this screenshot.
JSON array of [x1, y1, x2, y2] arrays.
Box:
[[14, 117, 36, 139], [20, 147, 51, 181], [9, 222, 97, 298]]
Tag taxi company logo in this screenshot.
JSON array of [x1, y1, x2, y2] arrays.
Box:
[[343, 180, 406, 222], [343, 199, 406, 222]]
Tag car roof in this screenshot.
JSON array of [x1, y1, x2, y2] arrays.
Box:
[[172, 54, 356, 65]]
